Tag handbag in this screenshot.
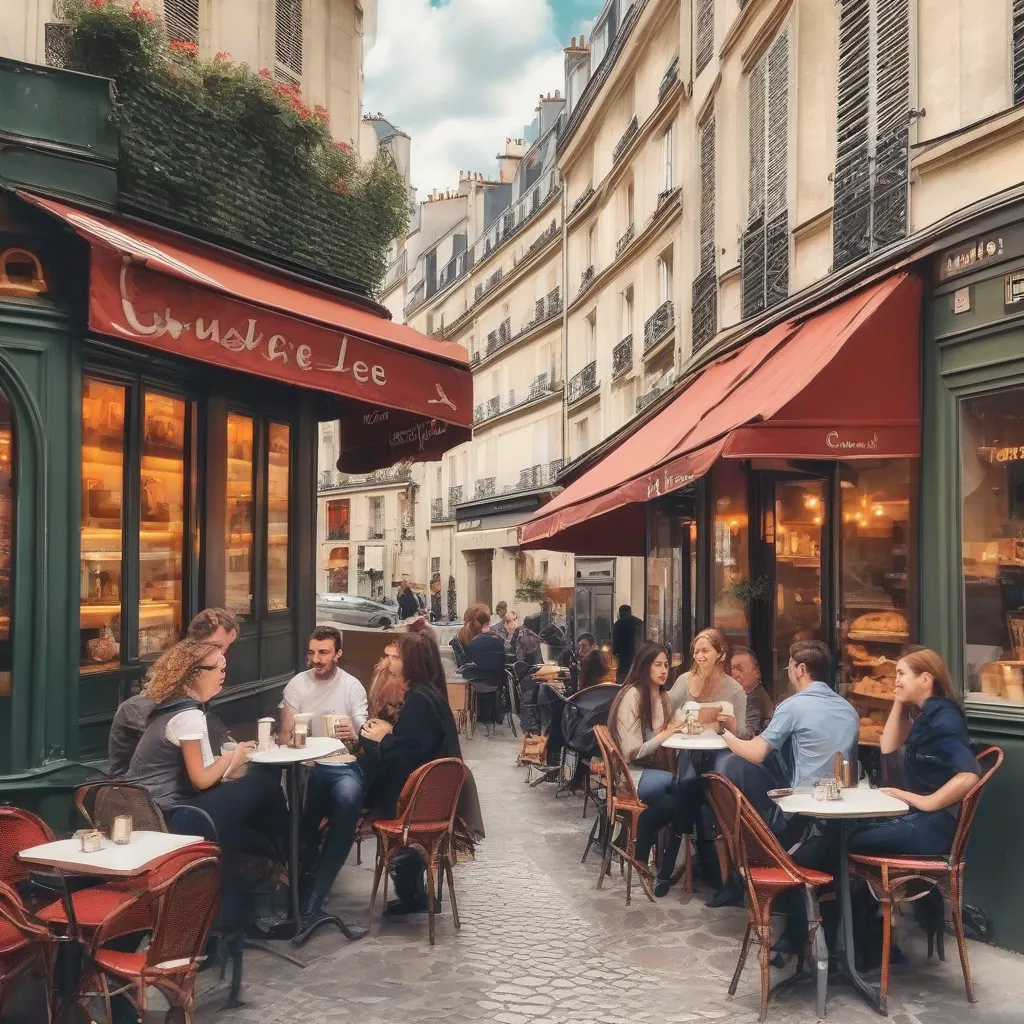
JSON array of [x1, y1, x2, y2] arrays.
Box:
[[517, 732, 548, 766]]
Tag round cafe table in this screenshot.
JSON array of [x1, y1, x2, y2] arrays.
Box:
[[251, 737, 365, 944], [772, 782, 909, 1016], [663, 731, 728, 751]]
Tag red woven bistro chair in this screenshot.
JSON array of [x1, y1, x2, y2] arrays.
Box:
[[849, 745, 1003, 1006], [0, 880, 57, 1023], [591, 725, 655, 906], [705, 773, 832, 1022], [0, 807, 55, 885], [83, 849, 221, 1024], [365, 758, 468, 946]]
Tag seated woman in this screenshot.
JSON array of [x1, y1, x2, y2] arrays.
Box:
[[359, 630, 468, 916], [458, 604, 505, 723], [608, 643, 686, 898], [126, 638, 288, 860], [851, 648, 981, 856], [578, 647, 613, 690]]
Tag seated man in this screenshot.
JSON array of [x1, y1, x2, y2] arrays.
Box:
[[720, 639, 859, 849], [107, 608, 239, 777], [730, 646, 775, 736], [283, 626, 368, 932]]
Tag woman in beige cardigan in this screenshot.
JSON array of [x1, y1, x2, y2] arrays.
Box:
[[608, 642, 686, 897]]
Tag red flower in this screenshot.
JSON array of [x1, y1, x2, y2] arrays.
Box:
[[129, 1, 155, 22], [314, 104, 330, 123], [169, 40, 199, 58], [258, 68, 273, 80], [88, 0, 107, 8], [332, 177, 349, 196], [334, 141, 353, 153], [214, 51, 232, 63]]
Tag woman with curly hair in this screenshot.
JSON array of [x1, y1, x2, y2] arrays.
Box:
[[126, 638, 287, 856]]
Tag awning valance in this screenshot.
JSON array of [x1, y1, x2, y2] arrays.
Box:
[[22, 194, 472, 470], [521, 272, 922, 555]]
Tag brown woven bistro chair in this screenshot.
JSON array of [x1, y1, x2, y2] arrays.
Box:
[[74, 781, 168, 834], [0, 880, 57, 1023], [83, 849, 221, 1024], [365, 757, 468, 945], [706, 772, 832, 1021], [849, 744, 1003, 1006], [591, 725, 655, 906]]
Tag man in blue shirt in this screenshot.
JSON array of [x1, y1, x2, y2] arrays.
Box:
[[720, 639, 860, 844]]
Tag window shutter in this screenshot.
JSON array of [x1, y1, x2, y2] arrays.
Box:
[[765, 31, 790, 308], [871, 0, 910, 250], [696, 0, 715, 76], [832, 0, 872, 270], [741, 54, 767, 319], [692, 117, 718, 353], [165, 0, 200, 43], [275, 0, 304, 81], [1015, 1, 1024, 105]]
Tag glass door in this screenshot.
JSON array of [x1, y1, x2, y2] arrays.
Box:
[[768, 475, 829, 700], [646, 498, 697, 675]]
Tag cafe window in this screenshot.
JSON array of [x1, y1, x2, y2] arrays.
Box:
[[266, 423, 290, 612], [326, 498, 350, 540], [0, 390, 14, 700], [225, 412, 255, 619], [327, 547, 349, 593], [711, 461, 750, 648], [961, 389, 1024, 707], [139, 393, 186, 657], [838, 459, 916, 743], [81, 379, 126, 673]]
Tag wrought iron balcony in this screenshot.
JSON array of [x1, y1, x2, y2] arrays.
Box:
[[636, 371, 677, 414], [644, 301, 675, 354], [548, 458, 565, 481], [447, 487, 463, 516], [470, 351, 480, 366], [366, 526, 385, 541], [567, 360, 599, 406], [318, 465, 411, 490], [613, 115, 639, 164], [579, 264, 595, 295], [656, 186, 681, 210], [486, 330, 499, 355], [691, 267, 718, 354], [486, 396, 500, 418], [659, 54, 680, 103], [615, 224, 635, 259], [475, 477, 496, 499], [499, 318, 511, 344], [519, 464, 544, 490], [430, 498, 445, 523], [612, 335, 633, 379], [570, 184, 595, 215], [547, 287, 562, 318], [527, 372, 553, 401]]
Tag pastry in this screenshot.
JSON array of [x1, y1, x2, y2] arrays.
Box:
[[850, 611, 909, 636]]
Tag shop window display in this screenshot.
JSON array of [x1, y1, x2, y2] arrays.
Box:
[[225, 413, 255, 618], [961, 390, 1024, 706], [80, 379, 125, 672], [838, 459, 916, 742], [266, 422, 290, 611], [711, 462, 750, 648]]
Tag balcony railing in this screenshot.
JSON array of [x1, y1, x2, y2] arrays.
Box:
[[547, 287, 562, 318], [637, 370, 677, 413], [579, 264, 595, 296], [570, 184, 595, 216], [430, 498, 445, 522], [643, 300, 675, 354], [366, 526, 385, 541], [475, 477, 496, 499], [567, 360, 599, 406], [326, 528, 350, 541], [470, 169, 561, 267], [382, 250, 408, 292], [659, 54, 680, 103], [318, 465, 412, 491], [473, 373, 559, 423], [548, 458, 565, 481], [451, 460, 566, 508], [615, 223, 635, 259], [612, 335, 633, 379], [613, 115, 639, 164]]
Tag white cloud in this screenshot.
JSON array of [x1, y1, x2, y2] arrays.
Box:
[[364, 0, 566, 194]]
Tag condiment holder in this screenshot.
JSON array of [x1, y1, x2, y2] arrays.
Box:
[[110, 814, 133, 845], [813, 778, 844, 802], [76, 828, 103, 853]]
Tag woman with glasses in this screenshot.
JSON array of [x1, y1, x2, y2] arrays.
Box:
[[126, 638, 287, 858]]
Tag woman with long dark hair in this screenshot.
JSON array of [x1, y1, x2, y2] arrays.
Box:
[[607, 642, 685, 897], [359, 629, 466, 915], [850, 648, 981, 855]]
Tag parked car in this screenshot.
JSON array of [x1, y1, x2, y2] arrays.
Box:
[[316, 593, 396, 629]]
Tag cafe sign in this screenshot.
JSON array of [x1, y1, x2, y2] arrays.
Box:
[[940, 236, 1005, 280]]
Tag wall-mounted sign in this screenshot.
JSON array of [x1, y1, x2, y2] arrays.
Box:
[[952, 286, 971, 314], [940, 236, 1005, 280], [1005, 270, 1024, 308], [992, 446, 1024, 463]]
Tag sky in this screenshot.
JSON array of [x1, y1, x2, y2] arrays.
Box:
[[364, 0, 604, 197]]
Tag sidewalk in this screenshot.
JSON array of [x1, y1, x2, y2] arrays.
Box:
[[189, 732, 1023, 1024]]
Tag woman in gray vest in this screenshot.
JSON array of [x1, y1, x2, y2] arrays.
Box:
[[126, 638, 287, 859]]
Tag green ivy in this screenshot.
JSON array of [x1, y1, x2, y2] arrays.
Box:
[[60, 0, 408, 294]]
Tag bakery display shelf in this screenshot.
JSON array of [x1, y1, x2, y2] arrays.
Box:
[[847, 630, 909, 643], [775, 556, 821, 567], [857, 736, 881, 748], [848, 691, 894, 706]]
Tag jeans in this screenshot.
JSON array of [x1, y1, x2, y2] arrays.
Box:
[[300, 762, 364, 910], [849, 809, 956, 856], [636, 769, 689, 876]]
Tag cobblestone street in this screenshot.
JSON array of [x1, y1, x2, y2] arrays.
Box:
[[190, 733, 1023, 1024]]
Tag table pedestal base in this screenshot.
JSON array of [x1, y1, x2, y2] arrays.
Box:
[[290, 910, 368, 947]]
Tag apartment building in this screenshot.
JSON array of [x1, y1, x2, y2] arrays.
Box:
[[0, 0, 374, 149], [398, 97, 575, 618]]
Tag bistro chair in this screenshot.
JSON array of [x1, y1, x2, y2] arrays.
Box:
[[365, 757, 468, 946], [74, 781, 168, 834], [0, 808, 55, 885], [83, 850, 221, 1024], [591, 725, 655, 906], [705, 773, 832, 1021], [849, 745, 1004, 1006], [0, 880, 57, 1024]]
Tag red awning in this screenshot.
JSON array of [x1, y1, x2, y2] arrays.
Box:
[[521, 272, 922, 555], [21, 194, 472, 470]]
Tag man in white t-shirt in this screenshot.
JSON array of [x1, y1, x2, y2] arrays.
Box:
[[283, 626, 369, 939]]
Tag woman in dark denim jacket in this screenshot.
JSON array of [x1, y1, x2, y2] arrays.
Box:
[[851, 648, 980, 857]]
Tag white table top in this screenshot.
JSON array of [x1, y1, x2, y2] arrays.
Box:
[[18, 831, 203, 877], [663, 732, 728, 751], [772, 783, 909, 819], [250, 736, 345, 765]]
